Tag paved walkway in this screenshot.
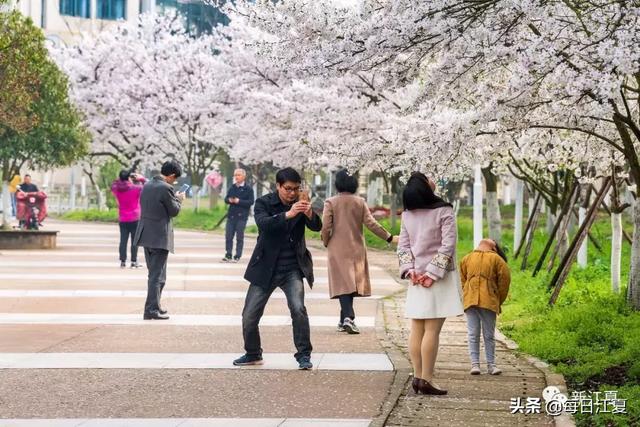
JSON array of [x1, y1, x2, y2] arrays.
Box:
[[0, 220, 404, 426], [0, 220, 568, 426], [363, 249, 562, 427]]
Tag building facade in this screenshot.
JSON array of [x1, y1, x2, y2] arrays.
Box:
[[10, 0, 151, 45]]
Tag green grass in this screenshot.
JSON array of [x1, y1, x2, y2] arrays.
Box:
[[59, 204, 228, 232], [455, 206, 638, 427], [60, 202, 639, 425]]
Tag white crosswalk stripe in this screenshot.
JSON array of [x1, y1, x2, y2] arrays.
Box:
[[0, 353, 392, 371], [0, 313, 377, 327], [0, 289, 384, 299]]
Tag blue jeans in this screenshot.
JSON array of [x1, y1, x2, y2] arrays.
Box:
[[242, 269, 312, 361], [225, 215, 248, 258], [465, 306, 497, 365]]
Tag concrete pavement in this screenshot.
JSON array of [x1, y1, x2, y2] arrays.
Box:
[[0, 220, 403, 426]]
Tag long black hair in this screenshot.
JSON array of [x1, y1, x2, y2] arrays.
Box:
[[494, 242, 508, 262], [402, 172, 452, 210]]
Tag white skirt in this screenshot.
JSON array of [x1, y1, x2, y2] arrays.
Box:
[[404, 270, 464, 319]]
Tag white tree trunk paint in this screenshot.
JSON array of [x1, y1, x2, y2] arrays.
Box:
[[502, 179, 512, 205], [514, 179, 524, 250], [486, 191, 501, 243], [473, 165, 483, 248], [1, 181, 11, 228], [611, 213, 622, 293], [577, 207, 588, 267]]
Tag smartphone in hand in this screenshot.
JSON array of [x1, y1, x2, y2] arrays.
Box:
[[178, 184, 190, 194]]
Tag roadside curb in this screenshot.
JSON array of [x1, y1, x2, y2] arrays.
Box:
[[370, 291, 412, 427], [495, 328, 576, 427]]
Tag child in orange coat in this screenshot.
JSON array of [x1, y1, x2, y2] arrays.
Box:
[[459, 238, 511, 375]]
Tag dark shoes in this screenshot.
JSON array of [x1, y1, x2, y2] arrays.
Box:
[[298, 356, 313, 370], [412, 377, 448, 395], [120, 261, 126, 268], [143, 312, 169, 320], [342, 318, 360, 334], [221, 255, 232, 263], [233, 354, 264, 366], [131, 262, 142, 268], [158, 307, 168, 315], [232, 256, 240, 263]]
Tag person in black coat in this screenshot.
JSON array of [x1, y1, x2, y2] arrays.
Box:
[[222, 168, 255, 262], [133, 160, 184, 320], [233, 167, 322, 370]]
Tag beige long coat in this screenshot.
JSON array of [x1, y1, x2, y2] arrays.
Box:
[[321, 193, 391, 298]]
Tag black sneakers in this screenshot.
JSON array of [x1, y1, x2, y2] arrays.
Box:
[[233, 354, 264, 366], [298, 356, 313, 370]]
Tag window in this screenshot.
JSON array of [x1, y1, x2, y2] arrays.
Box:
[[59, 0, 90, 18], [97, 0, 126, 20], [157, 0, 229, 36]]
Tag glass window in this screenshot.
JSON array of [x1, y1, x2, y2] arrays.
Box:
[[97, 0, 127, 20], [59, 0, 90, 18], [157, 0, 229, 36]]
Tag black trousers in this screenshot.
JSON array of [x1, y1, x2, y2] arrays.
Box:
[[144, 247, 169, 315], [119, 221, 139, 262], [338, 293, 357, 322]]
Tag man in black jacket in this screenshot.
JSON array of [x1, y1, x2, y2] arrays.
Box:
[[222, 168, 255, 262], [233, 167, 322, 370]]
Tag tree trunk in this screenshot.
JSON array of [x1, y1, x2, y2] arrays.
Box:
[[521, 200, 541, 271], [192, 185, 201, 212], [514, 179, 524, 251], [534, 182, 578, 277], [577, 207, 588, 267], [482, 166, 501, 243], [1, 181, 11, 229], [502, 179, 512, 205], [628, 198, 640, 309], [515, 192, 541, 258], [611, 212, 622, 293], [546, 205, 555, 236], [95, 184, 107, 211], [208, 185, 219, 210], [473, 165, 483, 247], [549, 178, 612, 304]]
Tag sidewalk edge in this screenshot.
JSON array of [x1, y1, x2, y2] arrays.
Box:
[[494, 328, 576, 427], [370, 291, 412, 427]]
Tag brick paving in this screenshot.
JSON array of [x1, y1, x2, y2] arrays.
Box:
[[362, 247, 559, 427]]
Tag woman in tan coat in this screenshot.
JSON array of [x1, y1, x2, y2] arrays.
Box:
[[459, 238, 511, 376], [321, 170, 393, 334]]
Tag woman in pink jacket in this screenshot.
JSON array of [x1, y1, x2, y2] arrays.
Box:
[[398, 172, 463, 395], [111, 170, 147, 268]]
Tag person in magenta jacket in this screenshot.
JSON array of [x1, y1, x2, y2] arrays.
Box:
[[111, 170, 147, 268]]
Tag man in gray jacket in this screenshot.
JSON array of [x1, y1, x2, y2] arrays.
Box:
[[133, 160, 185, 320]]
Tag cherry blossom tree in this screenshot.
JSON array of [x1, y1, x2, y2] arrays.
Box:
[[52, 12, 238, 210]]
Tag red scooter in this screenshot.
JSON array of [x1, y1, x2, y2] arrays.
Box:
[[16, 191, 48, 230]]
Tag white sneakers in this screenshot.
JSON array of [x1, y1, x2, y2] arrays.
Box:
[[487, 364, 502, 375], [470, 364, 502, 375]]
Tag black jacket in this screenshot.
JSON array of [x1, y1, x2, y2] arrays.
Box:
[[244, 192, 322, 288], [224, 183, 255, 220]]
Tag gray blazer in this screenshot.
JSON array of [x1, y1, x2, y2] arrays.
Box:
[[133, 175, 182, 253]]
